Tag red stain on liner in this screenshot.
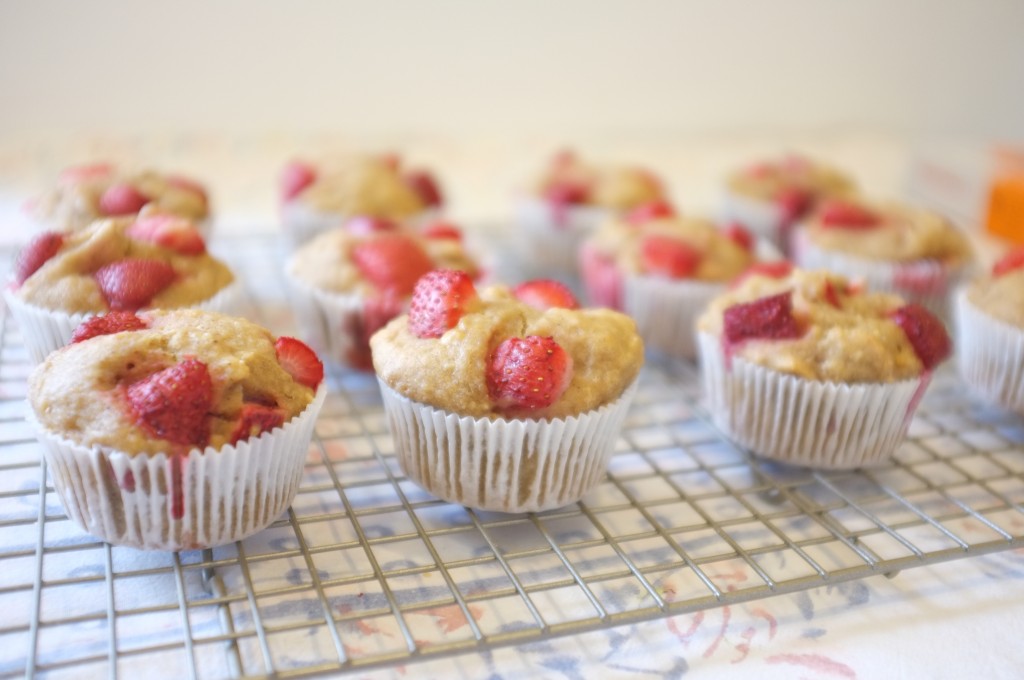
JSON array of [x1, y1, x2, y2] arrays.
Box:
[[170, 453, 186, 520]]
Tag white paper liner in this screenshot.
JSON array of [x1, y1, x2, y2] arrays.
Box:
[[955, 289, 1024, 412], [4, 279, 245, 365], [717, 190, 788, 251], [514, 197, 611, 276], [697, 331, 927, 469], [624, 275, 725, 359], [28, 384, 326, 551], [378, 378, 639, 513]]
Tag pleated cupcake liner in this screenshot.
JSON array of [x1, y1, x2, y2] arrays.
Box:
[[624, 275, 725, 359], [514, 197, 611, 277], [955, 289, 1024, 413]]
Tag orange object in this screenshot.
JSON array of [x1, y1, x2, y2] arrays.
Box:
[[986, 146, 1024, 244]]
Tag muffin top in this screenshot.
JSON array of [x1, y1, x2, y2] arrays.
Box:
[[29, 309, 323, 456], [30, 163, 209, 232], [966, 246, 1024, 326], [11, 216, 234, 314], [801, 198, 972, 264], [697, 267, 951, 382], [371, 272, 644, 419], [531, 149, 665, 211], [726, 153, 857, 203]]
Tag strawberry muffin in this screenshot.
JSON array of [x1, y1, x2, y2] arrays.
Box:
[[792, 197, 973, 317], [514, 149, 667, 276], [4, 215, 238, 364], [279, 154, 443, 247], [370, 270, 644, 512], [579, 202, 762, 358], [697, 267, 951, 469], [285, 220, 480, 370], [27, 309, 326, 550], [956, 245, 1024, 412], [28, 162, 210, 235], [718, 153, 858, 254]]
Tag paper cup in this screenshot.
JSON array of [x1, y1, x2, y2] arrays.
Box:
[[378, 378, 639, 513], [623, 275, 725, 359], [955, 289, 1024, 413], [514, 197, 611, 277]]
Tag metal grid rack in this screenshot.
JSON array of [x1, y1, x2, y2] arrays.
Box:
[[2, 236, 1024, 679]]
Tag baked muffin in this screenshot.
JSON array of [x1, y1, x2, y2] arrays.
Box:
[[285, 221, 480, 371], [279, 153, 443, 247], [514, 149, 667, 276], [792, 197, 973, 317], [4, 216, 239, 363], [371, 270, 644, 512], [28, 162, 210, 235], [719, 153, 857, 253], [697, 267, 951, 469], [28, 309, 326, 550], [579, 203, 761, 358], [956, 245, 1024, 412]]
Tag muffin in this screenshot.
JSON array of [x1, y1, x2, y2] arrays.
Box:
[[718, 153, 857, 253], [792, 197, 973, 317], [279, 153, 443, 247], [284, 221, 480, 371], [956, 245, 1024, 412], [579, 204, 761, 358], [27, 309, 326, 550], [514, 149, 667, 276], [27, 162, 210, 235], [371, 270, 644, 513], [4, 216, 239, 364], [696, 267, 952, 469]]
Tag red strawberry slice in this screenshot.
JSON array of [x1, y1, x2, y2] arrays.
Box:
[[14, 231, 65, 285], [723, 222, 754, 251], [127, 215, 206, 255], [165, 175, 209, 207], [640, 235, 701, 279], [627, 199, 676, 226], [993, 245, 1024, 277], [351, 233, 434, 296], [731, 260, 794, 287], [404, 169, 444, 208], [486, 335, 574, 412], [345, 216, 399, 236], [819, 199, 880, 229], [94, 258, 177, 310], [126, 357, 213, 447], [544, 181, 590, 207], [71, 311, 149, 343], [513, 279, 579, 310], [420, 221, 463, 241], [723, 291, 803, 344], [774, 186, 814, 222], [99, 183, 150, 216], [822, 280, 843, 309], [59, 162, 114, 185], [888, 303, 952, 371], [408, 269, 480, 338], [229, 403, 287, 445], [280, 160, 317, 202], [274, 336, 324, 388]]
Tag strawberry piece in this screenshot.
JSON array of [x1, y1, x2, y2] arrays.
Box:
[[723, 291, 803, 344], [420, 221, 463, 241], [408, 269, 479, 338], [99, 183, 150, 216], [280, 160, 316, 201], [819, 199, 880, 229], [405, 169, 444, 208], [127, 215, 206, 255], [14, 231, 65, 285], [888, 303, 952, 371], [59, 162, 114, 184], [731, 260, 793, 287], [544, 181, 589, 207], [822, 280, 843, 309], [94, 258, 177, 311], [165, 175, 209, 206], [640, 235, 701, 279], [723, 222, 754, 252], [993, 245, 1024, 277], [486, 335, 573, 412], [351, 233, 434, 296], [274, 336, 324, 388], [229, 403, 287, 445], [627, 199, 676, 226], [126, 358, 213, 447], [513, 279, 579, 310], [774, 186, 813, 222], [345, 216, 399, 236], [71, 311, 148, 343]]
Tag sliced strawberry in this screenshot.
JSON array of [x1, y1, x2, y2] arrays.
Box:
[[731, 260, 793, 287], [280, 160, 316, 202], [229, 403, 287, 445], [126, 358, 213, 447], [351, 233, 434, 296], [822, 280, 843, 309], [513, 279, 579, 310], [127, 215, 206, 255], [420, 221, 463, 241], [723, 222, 754, 252], [165, 174, 209, 207], [626, 199, 676, 226], [99, 183, 150, 216], [59, 162, 114, 185], [275, 336, 324, 388], [640, 235, 701, 279], [544, 181, 589, 207], [408, 269, 479, 338], [486, 335, 573, 412], [888, 303, 952, 371], [71, 311, 149, 343], [774, 186, 814, 222], [405, 169, 444, 208], [819, 199, 880, 229], [993, 245, 1024, 277], [14, 231, 65, 285], [94, 258, 176, 310], [723, 291, 803, 344], [345, 216, 399, 236]]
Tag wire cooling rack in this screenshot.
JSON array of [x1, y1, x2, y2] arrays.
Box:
[[2, 235, 1024, 679]]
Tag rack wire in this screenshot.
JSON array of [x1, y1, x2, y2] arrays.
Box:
[[2, 235, 1023, 679]]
